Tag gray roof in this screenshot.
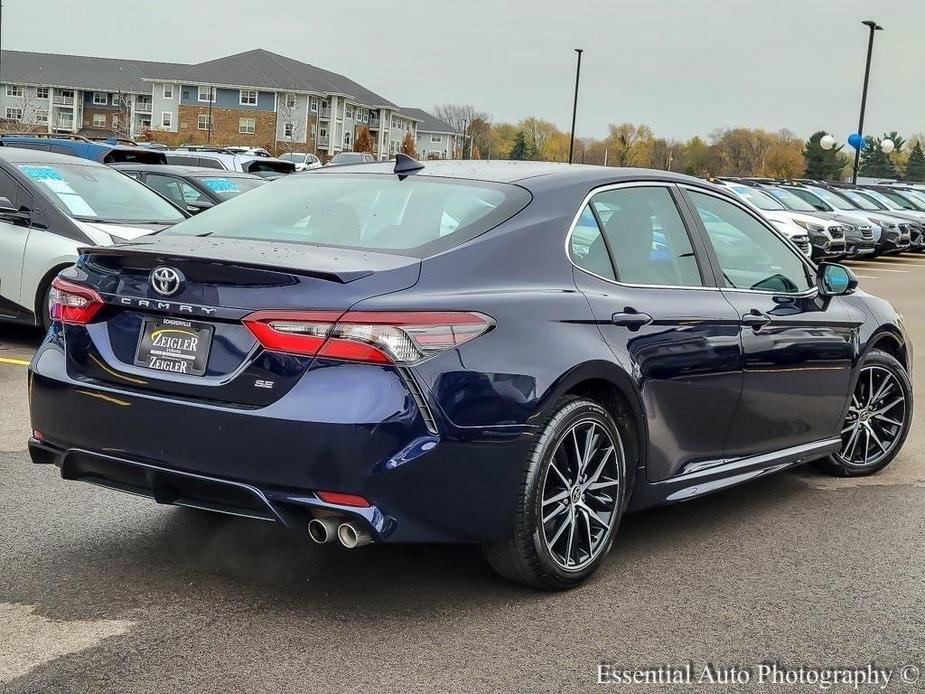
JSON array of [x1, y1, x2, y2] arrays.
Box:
[[0, 48, 396, 108], [0, 50, 184, 93], [400, 108, 457, 134], [144, 49, 397, 108]]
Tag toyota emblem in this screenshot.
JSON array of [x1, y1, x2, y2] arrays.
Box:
[[149, 266, 185, 297]]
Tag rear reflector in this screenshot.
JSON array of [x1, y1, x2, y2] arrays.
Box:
[[243, 310, 492, 365], [48, 277, 104, 325], [316, 491, 371, 507]]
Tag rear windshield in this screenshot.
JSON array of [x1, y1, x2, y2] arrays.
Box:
[[242, 160, 295, 176], [163, 173, 531, 256]]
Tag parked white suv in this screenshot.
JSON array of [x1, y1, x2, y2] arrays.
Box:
[[713, 181, 815, 258]]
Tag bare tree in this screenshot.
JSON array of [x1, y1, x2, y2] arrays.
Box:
[[277, 93, 300, 151], [433, 104, 490, 135]]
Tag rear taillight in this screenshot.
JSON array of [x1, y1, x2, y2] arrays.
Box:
[[48, 277, 104, 325], [243, 310, 492, 365]]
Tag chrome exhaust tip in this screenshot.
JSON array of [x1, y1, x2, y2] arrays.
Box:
[[337, 522, 372, 549], [308, 517, 340, 544]]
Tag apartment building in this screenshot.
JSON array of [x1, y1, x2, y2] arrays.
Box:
[[401, 108, 462, 159], [0, 49, 422, 160]]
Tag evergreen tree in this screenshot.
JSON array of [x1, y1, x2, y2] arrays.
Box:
[[858, 135, 898, 179], [508, 130, 535, 160], [905, 142, 925, 182], [802, 130, 849, 181]]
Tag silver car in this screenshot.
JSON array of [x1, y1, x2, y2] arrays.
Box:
[[0, 147, 187, 330]]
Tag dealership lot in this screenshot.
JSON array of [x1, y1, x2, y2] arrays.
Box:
[[0, 261, 923, 692]]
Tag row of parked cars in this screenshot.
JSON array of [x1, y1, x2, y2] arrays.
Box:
[[712, 177, 925, 261], [0, 132, 386, 333]]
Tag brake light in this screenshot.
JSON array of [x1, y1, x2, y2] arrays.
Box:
[[48, 277, 104, 325], [243, 310, 492, 365]]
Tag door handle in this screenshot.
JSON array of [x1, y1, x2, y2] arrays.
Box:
[[741, 310, 771, 329], [612, 310, 653, 331]]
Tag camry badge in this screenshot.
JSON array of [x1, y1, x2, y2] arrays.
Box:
[[149, 266, 185, 297]]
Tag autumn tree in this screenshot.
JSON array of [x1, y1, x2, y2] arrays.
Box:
[[400, 130, 417, 157], [354, 126, 374, 153], [508, 130, 536, 160], [905, 142, 925, 182], [605, 123, 654, 167]]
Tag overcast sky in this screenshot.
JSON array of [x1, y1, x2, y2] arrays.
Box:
[[2, 0, 922, 142]]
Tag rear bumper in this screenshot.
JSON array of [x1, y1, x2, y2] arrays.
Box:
[[29, 337, 532, 543]]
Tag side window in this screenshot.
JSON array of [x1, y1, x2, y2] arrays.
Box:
[[0, 169, 22, 207], [144, 174, 186, 207], [688, 190, 813, 294], [569, 204, 615, 280], [591, 186, 703, 287]]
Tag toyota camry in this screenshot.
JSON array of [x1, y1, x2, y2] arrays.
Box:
[[28, 158, 914, 589]]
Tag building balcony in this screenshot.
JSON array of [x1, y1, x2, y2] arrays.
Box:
[[317, 137, 330, 146], [53, 118, 75, 130], [319, 107, 331, 119], [52, 95, 75, 106], [135, 102, 152, 114], [368, 117, 380, 129]]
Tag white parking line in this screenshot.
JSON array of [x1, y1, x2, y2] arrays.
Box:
[[844, 266, 909, 273]]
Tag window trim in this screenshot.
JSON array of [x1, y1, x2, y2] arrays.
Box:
[[163, 84, 174, 99], [36, 87, 49, 99], [92, 92, 108, 105], [161, 111, 173, 128], [564, 181, 715, 291], [6, 85, 23, 97], [677, 184, 818, 298], [239, 89, 258, 106], [92, 113, 106, 128], [239, 117, 256, 135], [197, 114, 212, 131], [197, 86, 215, 103]]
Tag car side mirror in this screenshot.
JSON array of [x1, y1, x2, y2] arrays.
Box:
[[817, 262, 857, 297], [186, 200, 214, 214], [0, 197, 31, 224]]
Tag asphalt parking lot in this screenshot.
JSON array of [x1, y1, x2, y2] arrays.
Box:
[[1, 259, 923, 693]]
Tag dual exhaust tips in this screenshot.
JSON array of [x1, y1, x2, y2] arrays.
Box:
[[308, 517, 372, 549]]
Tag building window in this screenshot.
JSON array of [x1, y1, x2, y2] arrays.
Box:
[[310, 123, 316, 138], [92, 92, 108, 105], [391, 117, 399, 129], [5, 108, 23, 121], [345, 104, 354, 119], [112, 115, 119, 128], [319, 127, 327, 138], [344, 131, 352, 147], [36, 87, 49, 99], [92, 113, 106, 128], [35, 109, 48, 123], [161, 112, 173, 128], [310, 96, 319, 112], [197, 114, 212, 131], [6, 85, 23, 98], [163, 84, 174, 99], [197, 86, 215, 103], [239, 117, 256, 134], [284, 93, 297, 108], [240, 89, 258, 106], [284, 122, 294, 138], [431, 133, 442, 143]]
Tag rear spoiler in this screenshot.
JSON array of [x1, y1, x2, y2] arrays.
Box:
[[77, 238, 419, 284]]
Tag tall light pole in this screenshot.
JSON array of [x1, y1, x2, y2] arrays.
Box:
[[853, 20, 883, 183], [568, 48, 583, 164]]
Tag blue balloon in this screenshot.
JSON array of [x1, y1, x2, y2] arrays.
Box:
[[848, 133, 864, 150]]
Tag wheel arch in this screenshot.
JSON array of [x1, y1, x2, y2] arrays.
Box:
[[538, 361, 647, 494], [864, 327, 908, 371], [32, 262, 73, 326]]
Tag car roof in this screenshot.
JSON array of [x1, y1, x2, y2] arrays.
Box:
[[113, 163, 262, 178], [0, 145, 107, 166], [309, 159, 716, 189]]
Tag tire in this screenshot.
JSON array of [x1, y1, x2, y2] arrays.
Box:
[[38, 283, 52, 334], [814, 349, 913, 477], [482, 397, 629, 590]]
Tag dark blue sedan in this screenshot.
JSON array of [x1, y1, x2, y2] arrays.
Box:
[[28, 158, 913, 589]]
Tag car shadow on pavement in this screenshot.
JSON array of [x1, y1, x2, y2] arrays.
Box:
[[6, 465, 822, 624]]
